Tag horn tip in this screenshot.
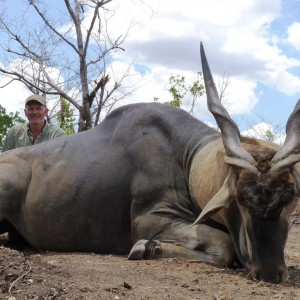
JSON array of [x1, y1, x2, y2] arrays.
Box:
[[200, 42, 204, 55]]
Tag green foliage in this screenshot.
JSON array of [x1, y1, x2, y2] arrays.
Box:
[[189, 73, 205, 99], [160, 71, 205, 112], [57, 98, 76, 135], [0, 105, 25, 148], [166, 75, 187, 107], [264, 129, 276, 142]]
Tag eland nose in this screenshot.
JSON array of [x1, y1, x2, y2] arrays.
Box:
[[250, 264, 288, 284]]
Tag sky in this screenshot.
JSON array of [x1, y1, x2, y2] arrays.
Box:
[[1, 0, 300, 140]]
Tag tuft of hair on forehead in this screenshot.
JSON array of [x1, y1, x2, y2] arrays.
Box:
[[240, 137, 278, 173], [236, 164, 297, 218]]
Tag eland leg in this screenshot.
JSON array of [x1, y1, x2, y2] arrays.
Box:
[[129, 217, 237, 267]]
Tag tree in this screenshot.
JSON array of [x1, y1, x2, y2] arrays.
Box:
[[0, 0, 137, 132], [57, 97, 76, 135], [0, 105, 25, 148], [155, 71, 205, 115], [158, 72, 285, 144], [245, 117, 285, 144]]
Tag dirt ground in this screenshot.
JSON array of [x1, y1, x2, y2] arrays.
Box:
[[0, 221, 299, 300]]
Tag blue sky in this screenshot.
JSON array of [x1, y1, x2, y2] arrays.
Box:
[[0, 0, 300, 140]]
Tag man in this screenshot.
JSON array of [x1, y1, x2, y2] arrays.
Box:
[[2, 94, 65, 152]]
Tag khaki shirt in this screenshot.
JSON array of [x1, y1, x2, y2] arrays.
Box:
[[2, 122, 65, 152]]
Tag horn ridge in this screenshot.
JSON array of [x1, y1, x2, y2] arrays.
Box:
[[272, 99, 300, 168], [200, 42, 255, 164]]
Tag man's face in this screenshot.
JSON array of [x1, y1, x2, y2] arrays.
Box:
[[24, 101, 48, 125]]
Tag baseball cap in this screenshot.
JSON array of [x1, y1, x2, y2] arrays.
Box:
[[25, 94, 47, 107]]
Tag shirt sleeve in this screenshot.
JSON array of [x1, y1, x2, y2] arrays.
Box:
[[52, 127, 65, 138], [2, 128, 16, 152]]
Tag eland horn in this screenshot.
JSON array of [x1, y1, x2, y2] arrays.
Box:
[[271, 99, 300, 172], [200, 42, 257, 173]]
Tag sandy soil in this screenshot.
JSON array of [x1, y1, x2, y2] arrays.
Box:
[[0, 222, 299, 300]]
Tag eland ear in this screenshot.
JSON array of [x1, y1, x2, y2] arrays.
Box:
[[193, 168, 236, 225]]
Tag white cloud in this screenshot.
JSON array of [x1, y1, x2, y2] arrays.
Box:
[[286, 22, 300, 51], [103, 0, 299, 129], [265, 69, 300, 95], [0, 77, 28, 115], [242, 122, 273, 138], [1, 0, 300, 131], [217, 76, 258, 115], [241, 122, 285, 144], [0, 58, 69, 115]]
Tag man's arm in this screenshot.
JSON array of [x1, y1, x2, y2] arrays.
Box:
[[2, 128, 16, 152], [52, 127, 65, 138]]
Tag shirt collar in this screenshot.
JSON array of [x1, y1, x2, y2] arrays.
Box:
[[27, 120, 47, 138]]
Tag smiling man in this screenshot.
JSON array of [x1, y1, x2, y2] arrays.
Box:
[[2, 94, 65, 152]]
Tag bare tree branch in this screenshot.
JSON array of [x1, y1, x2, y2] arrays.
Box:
[[29, 0, 80, 56], [0, 0, 141, 131]]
